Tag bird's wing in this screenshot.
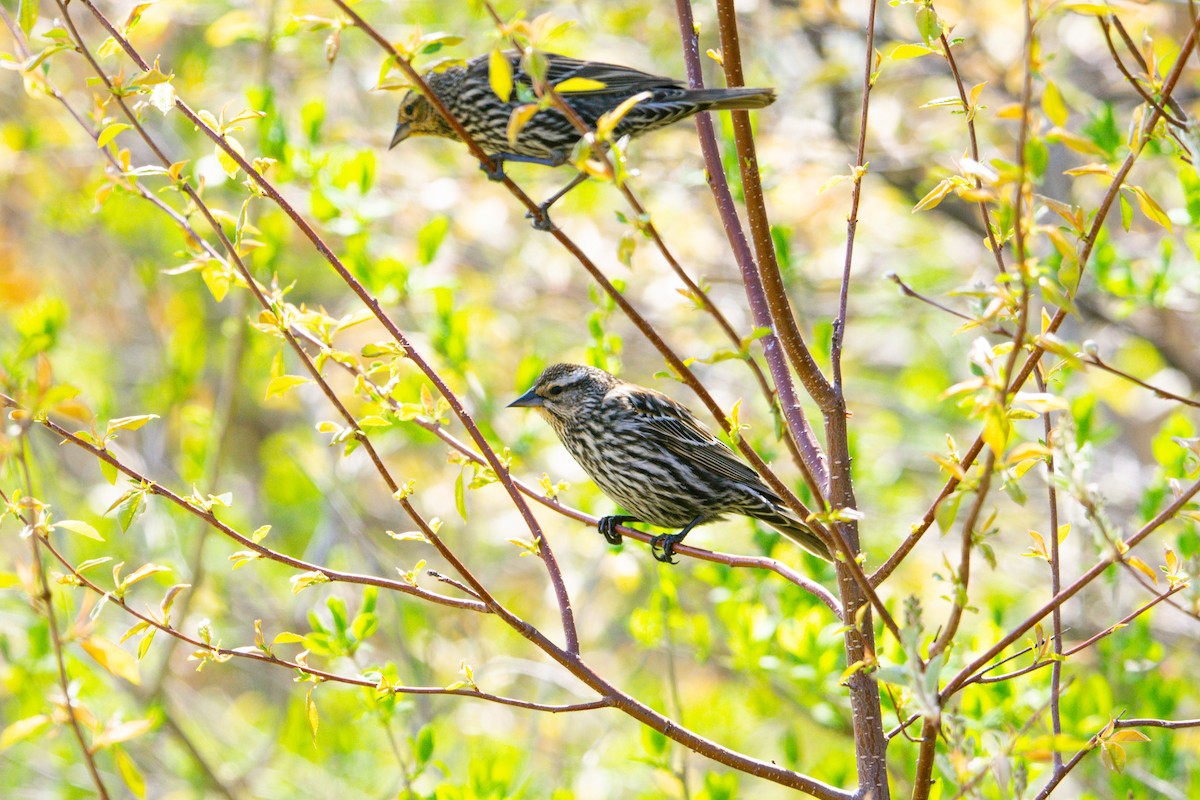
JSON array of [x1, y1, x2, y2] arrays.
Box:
[[501, 53, 682, 95], [617, 386, 777, 493]]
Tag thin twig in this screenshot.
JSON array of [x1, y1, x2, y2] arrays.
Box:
[[1083, 353, 1200, 409], [928, 450, 995, 659], [942, 475, 1200, 700], [1115, 718, 1200, 730], [23, 512, 607, 714], [10, 462, 112, 799], [19, 406, 487, 612], [1036, 369, 1065, 773], [937, 30, 1007, 273]]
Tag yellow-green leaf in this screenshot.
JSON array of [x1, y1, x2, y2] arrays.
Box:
[[596, 91, 651, 140], [0, 715, 51, 750], [306, 688, 319, 739], [554, 77, 606, 93], [97, 123, 132, 149], [982, 405, 1010, 456], [1064, 163, 1113, 177], [506, 104, 539, 145], [290, 570, 330, 594], [53, 520, 104, 541], [114, 746, 146, 799], [1128, 185, 1173, 232], [488, 49, 513, 103], [265, 375, 310, 400], [215, 136, 246, 179], [1061, 0, 1118, 15], [889, 43, 938, 60], [91, 719, 153, 752], [1042, 81, 1068, 127], [1126, 555, 1158, 585], [107, 414, 159, 434], [913, 179, 953, 212], [81, 636, 141, 685], [122, 563, 171, 588]]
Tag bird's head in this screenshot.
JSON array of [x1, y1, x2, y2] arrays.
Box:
[[508, 363, 617, 424], [390, 89, 455, 148]]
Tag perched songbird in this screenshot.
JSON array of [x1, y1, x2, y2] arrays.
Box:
[[509, 364, 831, 563], [390, 52, 775, 226]]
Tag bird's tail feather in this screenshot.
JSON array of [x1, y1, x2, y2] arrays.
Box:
[[752, 507, 833, 561], [686, 87, 777, 111]]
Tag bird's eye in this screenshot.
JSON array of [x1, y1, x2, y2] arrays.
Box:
[[404, 100, 417, 115], [546, 385, 564, 398]]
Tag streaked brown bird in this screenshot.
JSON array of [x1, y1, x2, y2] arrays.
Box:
[[509, 363, 831, 563], [390, 52, 775, 227]]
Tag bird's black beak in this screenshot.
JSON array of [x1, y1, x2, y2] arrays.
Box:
[[507, 388, 544, 408], [389, 122, 411, 150]]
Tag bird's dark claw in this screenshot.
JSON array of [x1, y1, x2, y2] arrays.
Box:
[[650, 533, 685, 565], [480, 159, 506, 182], [597, 515, 631, 545], [526, 205, 555, 232]]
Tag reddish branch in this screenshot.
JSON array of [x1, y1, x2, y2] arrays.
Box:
[[670, 0, 828, 506]]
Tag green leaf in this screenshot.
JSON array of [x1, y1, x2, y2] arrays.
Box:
[[416, 215, 449, 265], [415, 725, 435, 764], [97, 123, 132, 149], [53, 519, 104, 541], [454, 468, 467, 520], [1119, 192, 1133, 231], [114, 747, 146, 799], [17, 0, 38, 36], [1042, 81, 1068, 127], [111, 490, 145, 534]]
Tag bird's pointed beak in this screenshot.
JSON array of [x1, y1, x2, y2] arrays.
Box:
[[507, 388, 544, 409], [389, 122, 411, 150]]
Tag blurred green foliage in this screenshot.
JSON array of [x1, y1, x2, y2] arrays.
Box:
[[1, 0, 1199, 798]]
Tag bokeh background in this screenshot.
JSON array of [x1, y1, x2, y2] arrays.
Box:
[[2, 0, 1199, 797]]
